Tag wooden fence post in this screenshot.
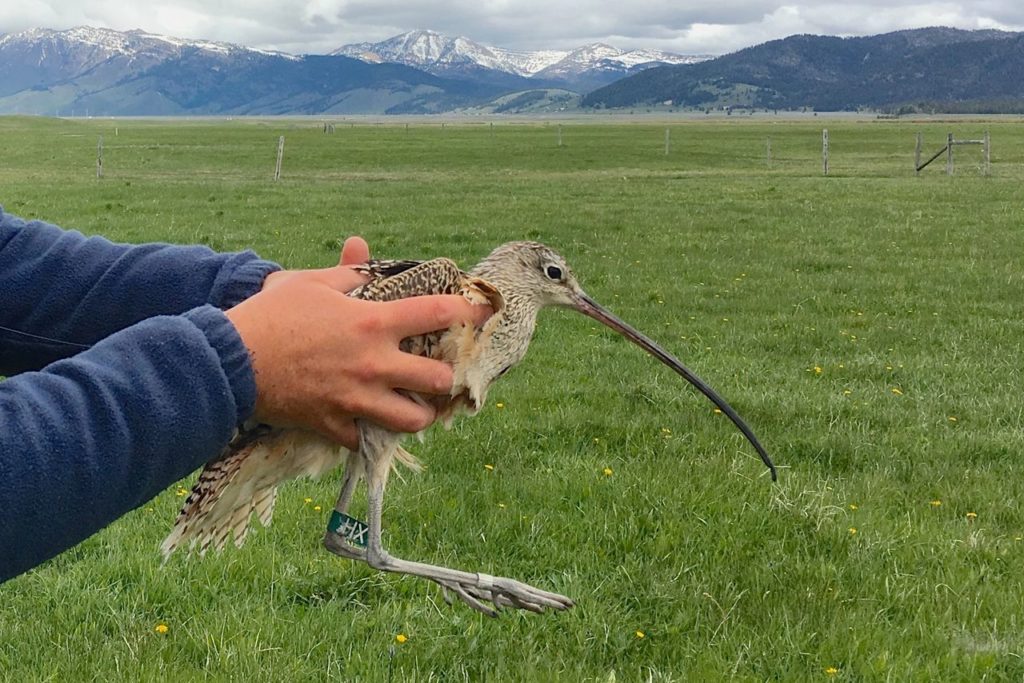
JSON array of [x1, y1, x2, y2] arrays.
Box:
[[664, 127, 670, 156], [984, 131, 991, 176], [274, 135, 285, 181], [96, 135, 104, 179], [766, 137, 772, 169], [915, 132, 922, 175], [822, 129, 829, 175], [945, 132, 954, 176]]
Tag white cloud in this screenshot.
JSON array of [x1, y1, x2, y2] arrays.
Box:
[[1, 1, 1023, 55]]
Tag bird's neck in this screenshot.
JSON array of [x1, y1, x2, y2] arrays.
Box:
[[470, 263, 544, 369]]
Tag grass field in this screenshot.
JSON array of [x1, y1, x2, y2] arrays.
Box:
[[3, 114, 1024, 681]]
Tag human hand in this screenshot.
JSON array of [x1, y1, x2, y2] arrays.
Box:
[[226, 237, 491, 448]]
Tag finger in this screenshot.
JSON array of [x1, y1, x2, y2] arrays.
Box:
[[319, 416, 361, 450], [316, 265, 370, 293], [386, 295, 493, 339], [380, 353, 455, 396], [361, 392, 437, 434], [340, 236, 370, 266]]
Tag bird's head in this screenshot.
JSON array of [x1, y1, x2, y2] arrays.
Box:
[[474, 240, 777, 482], [473, 241, 585, 309]]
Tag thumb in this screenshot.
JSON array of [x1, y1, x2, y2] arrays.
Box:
[[340, 236, 370, 266]]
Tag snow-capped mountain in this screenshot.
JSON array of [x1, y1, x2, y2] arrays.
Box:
[[333, 30, 710, 89], [0, 25, 711, 115], [0, 26, 289, 72], [0, 26, 492, 116]]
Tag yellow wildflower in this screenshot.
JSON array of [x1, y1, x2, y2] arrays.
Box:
[[966, 512, 977, 520], [825, 666, 839, 676], [395, 634, 408, 644], [154, 623, 169, 635], [175, 488, 188, 497], [948, 416, 957, 422], [603, 467, 613, 477], [484, 464, 494, 471], [635, 630, 645, 639], [930, 500, 942, 507], [891, 387, 903, 396], [848, 527, 857, 535], [849, 504, 858, 511], [813, 366, 823, 375], [313, 505, 322, 512], [304, 497, 313, 504], [496, 402, 505, 409]]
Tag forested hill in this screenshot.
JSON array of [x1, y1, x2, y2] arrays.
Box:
[[582, 28, 1024, 112]]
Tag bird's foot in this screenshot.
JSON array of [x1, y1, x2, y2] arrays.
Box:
[[432, 572, 574, 617]]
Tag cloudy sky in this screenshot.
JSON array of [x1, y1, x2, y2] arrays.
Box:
[[2, 1, 1023, 56]]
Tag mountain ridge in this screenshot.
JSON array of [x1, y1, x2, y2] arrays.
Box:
[[331, 29, 711, 90], [582, 27, 1024, 112]]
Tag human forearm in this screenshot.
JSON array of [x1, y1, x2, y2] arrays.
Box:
[[0, 207, 279, 373], [0, 306, 254, 583]]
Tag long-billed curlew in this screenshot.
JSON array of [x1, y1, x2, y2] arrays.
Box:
[[162, 241, 776, 616]]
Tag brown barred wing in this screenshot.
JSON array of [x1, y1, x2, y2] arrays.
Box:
[[349, 258, 467, 302]]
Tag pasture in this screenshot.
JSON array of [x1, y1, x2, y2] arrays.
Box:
[[2, 114, 1024, 680]]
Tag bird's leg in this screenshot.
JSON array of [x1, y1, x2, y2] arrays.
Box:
[[359, 425, 574, 616], [323, 450, 367, 561]]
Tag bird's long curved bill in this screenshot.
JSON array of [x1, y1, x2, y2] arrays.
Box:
[[573, 292, 777, 482]]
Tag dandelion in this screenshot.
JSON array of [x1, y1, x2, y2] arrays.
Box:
[[635, 630, 645, 639], [303, 497, 312, 504], [948, 416, 957, 422], [813, 366, 823, 375], [154, 623, 169, 635], [848, 527, 857, 536], [966, 512, 977, 520], [930, 500, 942, 507], [496, 402, 505, 409], [825, 666, 839, 676], [395, 634, 408, 644], [313, 505, 322, 512], [843, 389, 852, 396], [713, 408, 722, 415], [498, 503, 506, 509], [175, 487, 188, 497], [593, 437, 600, 443], [891, 387, 903, 396], [603, 467, 613, 477], [484, 464, 494, 471], [849, 504, 858, 511]]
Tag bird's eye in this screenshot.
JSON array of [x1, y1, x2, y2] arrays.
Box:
[[545, 265, 563, 280]]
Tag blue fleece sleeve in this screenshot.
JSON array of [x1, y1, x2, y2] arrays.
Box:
[[0, 206, 280, 374], [0, 305, 256, 583]]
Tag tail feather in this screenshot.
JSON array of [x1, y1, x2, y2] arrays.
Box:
[[162, 429, 353, 560], [161, 440, 256, 559]]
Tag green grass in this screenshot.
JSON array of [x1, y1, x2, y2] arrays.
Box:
[[3, 114, 1024, 680]]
